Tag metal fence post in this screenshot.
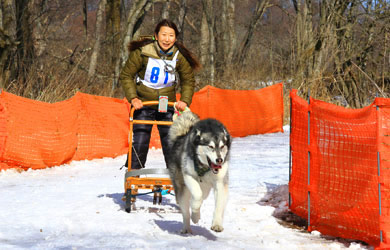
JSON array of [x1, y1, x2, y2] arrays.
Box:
[[289, 93, 292, 207], [376, 98, 383, 243], [307, 90, 311, 230]]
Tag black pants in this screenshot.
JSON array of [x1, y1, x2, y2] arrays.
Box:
[[126, 107, 173, 169]]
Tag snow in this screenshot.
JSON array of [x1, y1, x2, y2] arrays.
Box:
[[0, 126, 372, 249]]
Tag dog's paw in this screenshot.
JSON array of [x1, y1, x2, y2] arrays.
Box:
[[180, 228, 193, 234], [191, 211, 200, 224], [211, 225, 224, 232]]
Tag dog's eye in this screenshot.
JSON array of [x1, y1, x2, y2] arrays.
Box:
[[208, 145, 214, 149], [220, 145, 225, 149]]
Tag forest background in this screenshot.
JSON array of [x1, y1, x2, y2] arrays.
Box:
[[0, 0, 389, 110]]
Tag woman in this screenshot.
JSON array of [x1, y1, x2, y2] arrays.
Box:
[[120, 19, 201, 169]]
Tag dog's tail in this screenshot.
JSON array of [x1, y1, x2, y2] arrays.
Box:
[[169, 111, 200, 142]]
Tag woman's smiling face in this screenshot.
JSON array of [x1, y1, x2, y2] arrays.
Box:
[[155, 26, 176, 51]]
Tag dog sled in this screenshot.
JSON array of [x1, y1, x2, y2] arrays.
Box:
[[124, 101, 175, 213]]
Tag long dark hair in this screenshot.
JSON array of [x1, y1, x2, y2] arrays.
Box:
[[128, 19, 201, 71]]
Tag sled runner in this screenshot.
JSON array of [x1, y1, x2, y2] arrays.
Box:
[[124, 101, 175, 213]]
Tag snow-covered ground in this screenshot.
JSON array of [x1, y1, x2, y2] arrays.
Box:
[[0, 126, 372, 249]]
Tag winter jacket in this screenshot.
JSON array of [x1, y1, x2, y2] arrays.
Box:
[[119, 41, 195, 106]]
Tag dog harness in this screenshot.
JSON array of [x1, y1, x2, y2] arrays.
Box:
[[139, 51, 179, 89], [195, 161, 211, 177]]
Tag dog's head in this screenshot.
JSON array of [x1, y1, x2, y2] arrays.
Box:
[[191, 119, 231, 174]]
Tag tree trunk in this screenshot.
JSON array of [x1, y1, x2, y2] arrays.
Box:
[[0, 1, 3, 29], [88, 0, 106, 79], [114, 0, 152, 89], [292, 0, 320, 93], [29, 0, 49, 59], [161, 0, 170, 20], [0, 0, 15, 70], [83, 0, 88, 37], [120, 0, 152, 63], [0, 0, 15, 89], [234, 0, 271, 66], [175, 0, 187, 41], [332, 0, 369, 107], [200, 11, 209, 70], [201, 0, 215, 83], [15, 0, 35, 80], [222, 0, 235, 64], [106, 0, 121, 88]]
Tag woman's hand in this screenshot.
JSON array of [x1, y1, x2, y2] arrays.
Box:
[[175, 101, 188, 111], [131, 98, 143, 110]]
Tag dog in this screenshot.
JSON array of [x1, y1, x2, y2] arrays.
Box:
[[167, 111, 231, 234]]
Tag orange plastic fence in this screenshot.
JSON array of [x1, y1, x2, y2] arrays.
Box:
[[0, 91, 130, 171], [289, 89, 390, 249], [149, 83, 284, 148], [0, 83, 283, 171]]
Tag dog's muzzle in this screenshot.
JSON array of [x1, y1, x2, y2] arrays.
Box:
[[207, 157, 223, 174]]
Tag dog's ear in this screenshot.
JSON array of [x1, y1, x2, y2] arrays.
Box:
[[223, 127, 232, 147], [191, 129, 201, 145]]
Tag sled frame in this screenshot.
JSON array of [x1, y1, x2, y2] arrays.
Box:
[[124, 101, 175, 213]]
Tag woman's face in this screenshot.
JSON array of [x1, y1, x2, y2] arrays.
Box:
[[155, 26, 176, 51]]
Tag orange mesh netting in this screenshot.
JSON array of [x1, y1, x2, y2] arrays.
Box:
[[0, 91, 130, 171], [289, 89, 390, 249], [191, 84, 284, 136], [0, 83, 283, 171], [149, 83, 284, 148]]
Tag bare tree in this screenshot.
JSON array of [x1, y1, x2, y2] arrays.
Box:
[[161, 0, 170, 20], [15, 0, 35, 80], [222, 0, 235, 64], [200, 10, 209, 72], [114, 0, 153, 88], [175, 0, 187, 41], [83, 0, 88, 37], [88, 0, 106, 79], [121, 0, 154, 62], [0, 0, 388, 105], [29, 0, 49, 59], [234, 0, 272, 66], [292, 0, 313, 89], [291, 0, 389, 107], [106, 0, 121, 86], [334, 0, 388, 107], [0, 0, 15, 88], [0, 3, 2, 29], [201, 0, 216, 82]]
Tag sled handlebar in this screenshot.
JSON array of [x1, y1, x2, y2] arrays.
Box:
[[127, 101, 175, 171], [129, 101, 176, 126]]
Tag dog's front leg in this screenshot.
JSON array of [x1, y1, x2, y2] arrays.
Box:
[[178, 188, 192, 234], [211, 181, 228, 232], [183, 175, 203, 224]]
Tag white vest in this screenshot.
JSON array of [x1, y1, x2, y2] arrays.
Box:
[[140, 51, 179, 89]]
